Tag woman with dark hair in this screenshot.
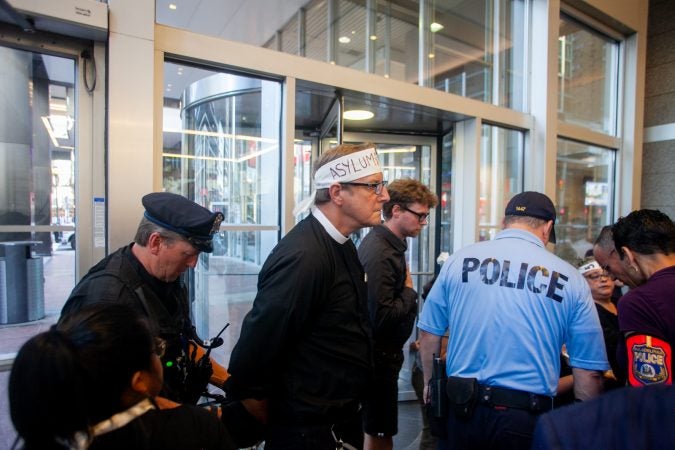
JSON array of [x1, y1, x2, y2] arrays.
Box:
[[9, 303, 235, 450], [576, 257, 626, 390]]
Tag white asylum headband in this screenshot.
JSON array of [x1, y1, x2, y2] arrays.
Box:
[[578, 260, 602, 275], [292, 147, 383, 215]]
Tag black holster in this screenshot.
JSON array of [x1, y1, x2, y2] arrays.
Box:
[[446, 376, 479, 420], [426, 355, 447, 437]]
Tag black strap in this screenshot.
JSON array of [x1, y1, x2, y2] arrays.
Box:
[[478, 385, 554, 413]]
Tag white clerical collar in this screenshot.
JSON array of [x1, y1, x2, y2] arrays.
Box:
[[311, 205, 349, 244]]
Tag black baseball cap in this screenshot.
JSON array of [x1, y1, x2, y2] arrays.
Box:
[[504, 191, 557, 243], [142, 192, 224, 253]]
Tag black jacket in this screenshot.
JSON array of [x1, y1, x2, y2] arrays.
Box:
[[60, 244, 200, 402], [225, 214, 373, 425], [358, 225, 418, 351]]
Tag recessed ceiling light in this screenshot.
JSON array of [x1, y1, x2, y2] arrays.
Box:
[[339, 36, 351, 44], [343, 110, 374, 121], [430, 22, 443, 32], [428, 53, 435, 59], [369, 35, 377, 41], [169, 4, 177, 10]]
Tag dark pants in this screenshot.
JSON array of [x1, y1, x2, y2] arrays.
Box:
[[265, 411, 364, 450], [438, 404, 540, 450]]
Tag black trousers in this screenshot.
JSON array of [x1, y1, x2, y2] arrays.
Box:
[[438, 403, 540, 450], [264, 411, 364, 450]]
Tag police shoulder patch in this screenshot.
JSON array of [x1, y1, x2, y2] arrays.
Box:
[[626, 334, 672, 386]]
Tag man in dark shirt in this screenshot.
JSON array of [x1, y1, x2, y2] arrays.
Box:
[[358, 178, 437, 450], [611, 209, 675, 387], [60, 192, 228, 403], [224, 143, 390, 449]]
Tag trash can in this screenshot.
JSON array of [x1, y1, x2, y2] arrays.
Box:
[[0, 241, 45, 324]]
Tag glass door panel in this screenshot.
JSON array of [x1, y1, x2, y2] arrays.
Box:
[[344, 132, 436, 401], [0, 44, 77, 352], [162, 61, 282, 366]]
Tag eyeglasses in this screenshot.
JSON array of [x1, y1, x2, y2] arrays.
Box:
[[584, 271, 612, 281], [154, 337, 167, 358], [340, 180, 388, 195], [403, 206, 430, 223]]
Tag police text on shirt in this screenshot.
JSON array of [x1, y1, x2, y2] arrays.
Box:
[[462, 257, 568, 302]]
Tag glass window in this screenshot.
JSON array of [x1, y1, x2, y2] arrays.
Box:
[[439, 131, 454, 256], [293, 138, 313, 223], [0, 46, 76, 352], [157, 0, 528, 109], [162, 61, 282, 360], [305, 0, 328, 62], [554, 138, 615, 265], [430, 0, 528, 109], [558, 15, 619, 134], [478, 125, 524, 241]]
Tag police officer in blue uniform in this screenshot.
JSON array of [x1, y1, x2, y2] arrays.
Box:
[[418, 191, 609, 450], [61, 192, 228, 404]]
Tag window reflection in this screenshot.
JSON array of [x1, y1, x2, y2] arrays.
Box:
[[479, 125, 524, 241], [0, 46, 76, 352], [554, 139, 615, 265], [439, 131, 453, 256], [558, 15, 619, 134], [293, 139, 313, 223], [162, 61, 282, 349], [158, 0, 528, 110]]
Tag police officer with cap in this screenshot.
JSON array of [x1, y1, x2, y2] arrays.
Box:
[[61, 192, 228, 403], [418, 191, 609, 450]]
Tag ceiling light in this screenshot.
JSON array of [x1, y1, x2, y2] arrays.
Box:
[[169, 4, 177, 10], [428, 53, 435, 59], [369, 35, 377, 41], [339, 36, 351, 44], [343, 110, 374, 121], [430, 22, 444, 33]]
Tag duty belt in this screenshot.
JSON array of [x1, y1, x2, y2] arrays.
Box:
[[478, 385, 554, 413]]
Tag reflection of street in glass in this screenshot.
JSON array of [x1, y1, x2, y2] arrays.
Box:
[[0, 248, 75, 356], [52, 231, 75, 250]]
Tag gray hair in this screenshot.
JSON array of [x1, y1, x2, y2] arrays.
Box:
[[134, 216, 186, 247], [503, 215, 547, 229]]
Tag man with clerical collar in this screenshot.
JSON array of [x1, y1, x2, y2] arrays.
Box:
[[224, 143, 389, 449], [60, 192, 229, 404]]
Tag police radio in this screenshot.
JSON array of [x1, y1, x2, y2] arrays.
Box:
[[182, 322, 230, 405]]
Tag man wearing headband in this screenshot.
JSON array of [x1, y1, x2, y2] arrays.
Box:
[[418, 191, 608, 449], [60, 192, 229, 403], [224, 143, 389, 449]]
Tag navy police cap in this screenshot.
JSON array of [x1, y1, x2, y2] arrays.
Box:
[[504, 191, 557, 243], [142, 192, 224, 253]]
